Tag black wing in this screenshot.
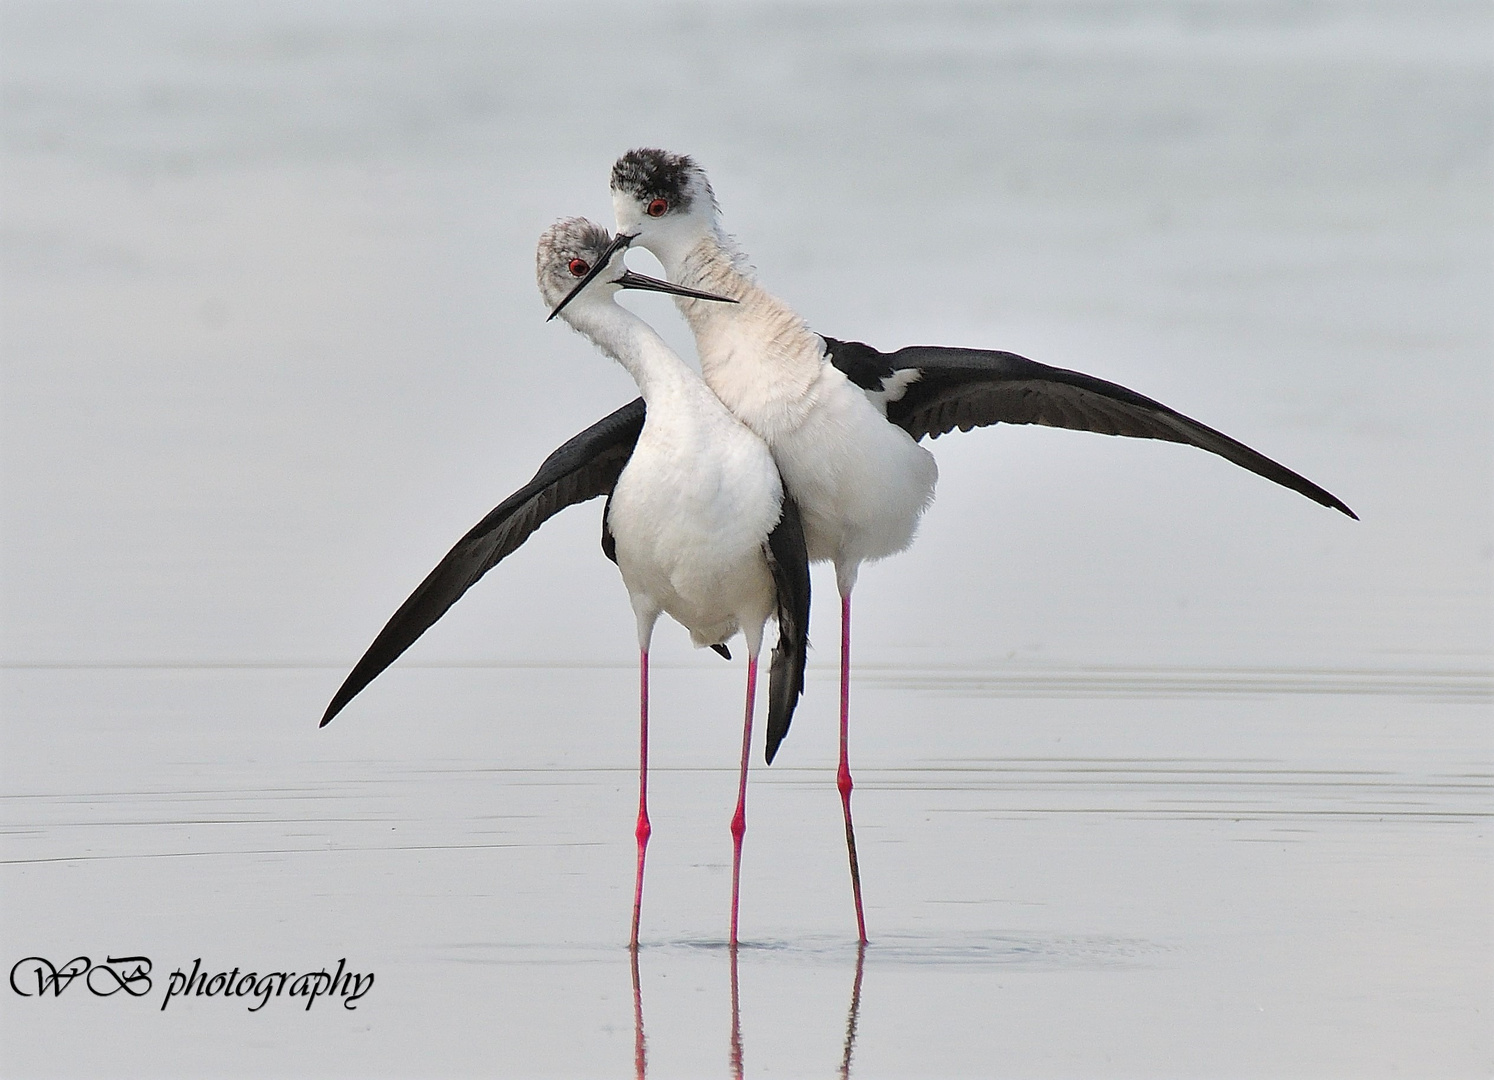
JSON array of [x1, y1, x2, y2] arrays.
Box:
[[762, 494, 810, 765], [321, 397, 647, 727], [825, 338, 1356, 519]]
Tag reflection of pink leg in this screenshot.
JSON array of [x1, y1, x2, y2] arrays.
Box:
[[631, 648, 652, 950], [839, 941, 867, 1079], [630, 946, 647, 1080], [838, 593, 868, 944], [728, 943, 744, 1080], [729, 656, 758, 946]]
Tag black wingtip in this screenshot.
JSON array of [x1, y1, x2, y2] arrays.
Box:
[[764, 729, 784, 766], [1294, 470, 1356, 520], [317, 639, 403, 731], [712, 643, 732, 660], [319, 679, 359, 728], [1304, 485, 1357, 520], [763, 496, 810, 766]]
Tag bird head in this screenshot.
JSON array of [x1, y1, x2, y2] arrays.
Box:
[[539, 217, 737, 322], [610, 148, 718, 266]]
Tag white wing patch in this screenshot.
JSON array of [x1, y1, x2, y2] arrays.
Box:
[[862, 367, 923, 412]]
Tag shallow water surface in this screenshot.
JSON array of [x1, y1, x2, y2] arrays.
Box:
[[3, 664, 1489, 1076]]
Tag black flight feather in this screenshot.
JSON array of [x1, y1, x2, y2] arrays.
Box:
[[824, 338, 1356, 520], [320, 397, 647, 727], [762, 494, 811, 764]]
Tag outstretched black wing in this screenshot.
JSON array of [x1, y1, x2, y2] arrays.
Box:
[[762, 495, 810, 764], [825, 337, 1356, 519], [321, 397, 647, 727]]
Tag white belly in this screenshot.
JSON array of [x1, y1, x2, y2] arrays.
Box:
[[677, 260, 937, 579], [607, 420, 782, 649], [729, 361, 938, 573]]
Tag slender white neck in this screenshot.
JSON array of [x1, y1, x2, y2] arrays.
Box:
[[646, 227, 825, 438], [562, 297, 698, 404], [647, 225, 752, 332]]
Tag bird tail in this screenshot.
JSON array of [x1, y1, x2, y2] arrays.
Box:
[[764, 495, 810, 764]]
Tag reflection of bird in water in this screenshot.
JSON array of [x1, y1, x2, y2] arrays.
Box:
[[604, 147, 1357, 942], [628, 945, 869, 1078], [631, 948, 647, 1080], [840, 943, 868, 1079], [729, 947, 743, 1080]]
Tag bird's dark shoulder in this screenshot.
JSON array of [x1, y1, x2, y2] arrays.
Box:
[[823, 336, 900, 393]]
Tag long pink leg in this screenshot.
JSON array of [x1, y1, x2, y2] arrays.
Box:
[[729, 656, 759, 945], [631, 647, 652, 950], [838, 593, 868, 943]]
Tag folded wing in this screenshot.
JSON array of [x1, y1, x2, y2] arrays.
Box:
[[762, 494, 811, 764]]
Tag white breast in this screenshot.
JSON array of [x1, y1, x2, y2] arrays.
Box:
[[769, 361, 938, 570], [608, 384, 783, 649], [670, 239, 938, 578]]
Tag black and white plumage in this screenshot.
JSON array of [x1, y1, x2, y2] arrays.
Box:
[[604, 147, 1356, 943], [322, 218, 811, 947], [318, 330, 1350, 738], [538, 216, 810, 946], [320, 257, 810, 753]]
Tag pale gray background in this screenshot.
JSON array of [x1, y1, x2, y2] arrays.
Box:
[[3, 2, 1490, 1077]]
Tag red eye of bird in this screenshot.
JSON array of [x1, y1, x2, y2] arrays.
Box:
[[647, 197, 668, 217], [568, 258, 589, 277]]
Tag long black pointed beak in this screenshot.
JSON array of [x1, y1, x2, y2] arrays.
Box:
[[548, 231, 635, 321], [613, 268, 738, 305], [547, 232, 739, 320]]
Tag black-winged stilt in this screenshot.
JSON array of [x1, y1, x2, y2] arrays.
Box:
[[323, 219, 809, 948], [602, 147, 1357, 943]]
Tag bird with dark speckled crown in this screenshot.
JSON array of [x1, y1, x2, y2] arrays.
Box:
[[601, 147, 1356, 944]]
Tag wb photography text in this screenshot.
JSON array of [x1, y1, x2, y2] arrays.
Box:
[[9, 955, 375, 1011]]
